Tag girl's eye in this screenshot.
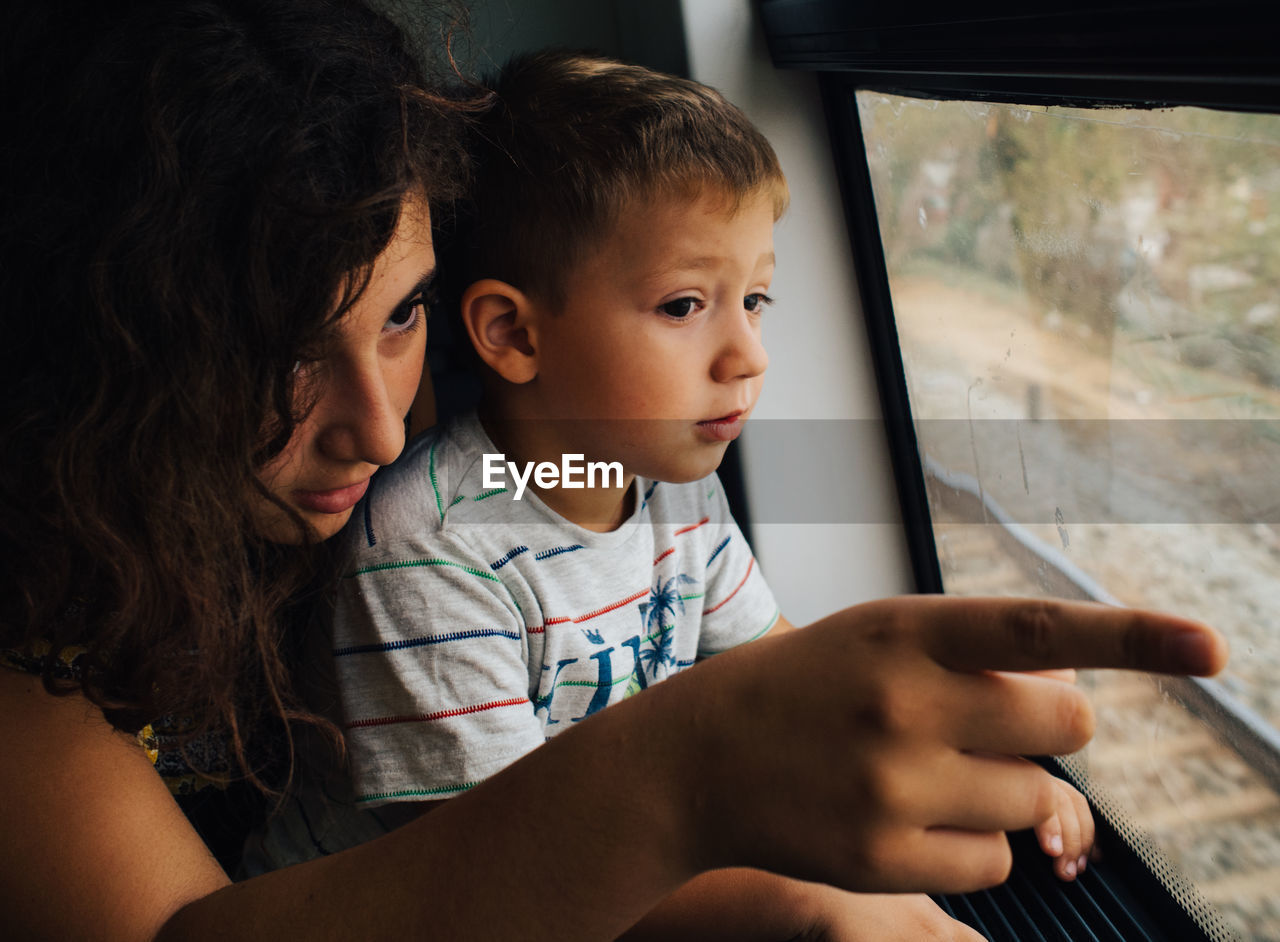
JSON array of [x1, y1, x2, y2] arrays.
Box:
[[292, 356, 321, 379], [659, 297, 701, 319], [387, 293, 428, 333], [744, 293, 774, 313]]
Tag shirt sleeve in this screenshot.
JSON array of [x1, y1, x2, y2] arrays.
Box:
[[694, 476, 781, 656], [329, 522, 545, 808]]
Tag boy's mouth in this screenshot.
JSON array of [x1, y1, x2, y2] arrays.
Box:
[[696, 410, 747, 442]]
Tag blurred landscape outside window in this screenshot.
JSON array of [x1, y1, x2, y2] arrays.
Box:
[[858, 91, 1280, 940]]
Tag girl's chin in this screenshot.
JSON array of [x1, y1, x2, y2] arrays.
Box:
[[254, 504, 353, 545]]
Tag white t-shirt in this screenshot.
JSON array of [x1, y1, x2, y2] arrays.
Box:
[[331, 412, 780, 807]]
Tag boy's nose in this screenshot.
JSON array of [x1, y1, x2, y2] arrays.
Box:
[[712, 317, 769, 383]]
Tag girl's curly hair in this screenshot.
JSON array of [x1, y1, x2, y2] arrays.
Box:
[[0, 0, 471, 789]]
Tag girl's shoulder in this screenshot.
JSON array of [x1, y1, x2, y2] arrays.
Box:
[[1, 641, 233, 798]]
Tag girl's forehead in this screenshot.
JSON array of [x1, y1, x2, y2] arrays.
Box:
[[331, 196, 435, 322]]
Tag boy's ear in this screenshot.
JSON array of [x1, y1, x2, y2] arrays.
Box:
[[460, 278, 540, 384]]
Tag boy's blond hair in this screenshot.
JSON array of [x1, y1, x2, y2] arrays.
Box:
[[456, 50, 789, 306]]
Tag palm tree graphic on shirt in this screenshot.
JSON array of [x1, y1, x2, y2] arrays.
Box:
[[636, 573, 698, 682]]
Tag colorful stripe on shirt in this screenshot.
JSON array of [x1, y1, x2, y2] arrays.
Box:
[[333, 627, 522, 657], [345, 695, 530, 730]]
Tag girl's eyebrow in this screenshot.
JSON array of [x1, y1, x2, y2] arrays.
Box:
[[399, 267, 438, 304]]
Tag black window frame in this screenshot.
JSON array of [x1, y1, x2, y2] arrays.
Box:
[[759, 2, 1279, 938]]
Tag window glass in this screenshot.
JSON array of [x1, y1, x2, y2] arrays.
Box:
[[857, 91, 1280, 940]]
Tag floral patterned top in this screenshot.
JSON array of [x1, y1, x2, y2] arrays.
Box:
[[1, 641, 265, 872], [1, 640, 231, 795]]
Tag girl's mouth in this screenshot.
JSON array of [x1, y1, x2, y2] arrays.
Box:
[[293, 478, 371, 515]]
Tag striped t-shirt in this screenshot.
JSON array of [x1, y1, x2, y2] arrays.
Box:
[[331, 412, 780, 807]]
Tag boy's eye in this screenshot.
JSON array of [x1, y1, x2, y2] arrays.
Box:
[[659, 297, 701, 319], [744, 293, 774, 313]]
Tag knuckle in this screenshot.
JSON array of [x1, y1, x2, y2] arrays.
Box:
[[1058, 810, 1080, 845], [1032, 773, 1062, 823], [879, 687, 916, 738], [976, 836, 1014, 888], [946, 835, 1012, 894], [862, 618, 899, 652], [1119, 610, 1150, 669], [1010, 600, 1059, 662], [1074, 791, 1096, 842], [1055, 687, 1095, 747], [916, 919, 958, 942], [860, 826, 909, 881], [867, 596, 920, 648], [853, 680, 916, 740], [859, 759, 905, 820]]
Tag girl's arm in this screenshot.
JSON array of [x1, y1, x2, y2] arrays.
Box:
[[0, 669, 230, 941], [0, 665, 700, 942], [0, 598, 1226, 941]]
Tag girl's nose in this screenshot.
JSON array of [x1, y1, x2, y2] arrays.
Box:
[[313, 356, 408, 468]]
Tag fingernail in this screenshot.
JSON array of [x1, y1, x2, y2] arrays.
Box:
[[1078, 855, 1088, 873], [1048, 835, 1063, 856], [1064, 859, 1077, 878]]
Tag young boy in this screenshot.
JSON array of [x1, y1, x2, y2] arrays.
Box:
[[260, 51, 1096, 934], [331, 51, 789, 802]]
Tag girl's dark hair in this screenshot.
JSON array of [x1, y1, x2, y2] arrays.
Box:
[[0, 0, 469, 787]]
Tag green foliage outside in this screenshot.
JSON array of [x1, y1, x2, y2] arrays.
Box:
[[860, 94, 1280, 386]]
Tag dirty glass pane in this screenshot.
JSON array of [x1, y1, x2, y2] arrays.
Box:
[[857, 91, 1280, 940]]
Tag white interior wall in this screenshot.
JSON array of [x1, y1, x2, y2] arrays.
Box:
[[679, 0, 914, 622]]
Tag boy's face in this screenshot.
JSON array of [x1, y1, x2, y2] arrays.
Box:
[[529, 189, 775, 483]]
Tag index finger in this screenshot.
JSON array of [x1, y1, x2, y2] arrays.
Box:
[[919, 597, 1228, 676]]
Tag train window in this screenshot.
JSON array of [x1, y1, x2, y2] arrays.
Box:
[[762, 2, 1278, 940], [862, 90, 1280, 942]]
